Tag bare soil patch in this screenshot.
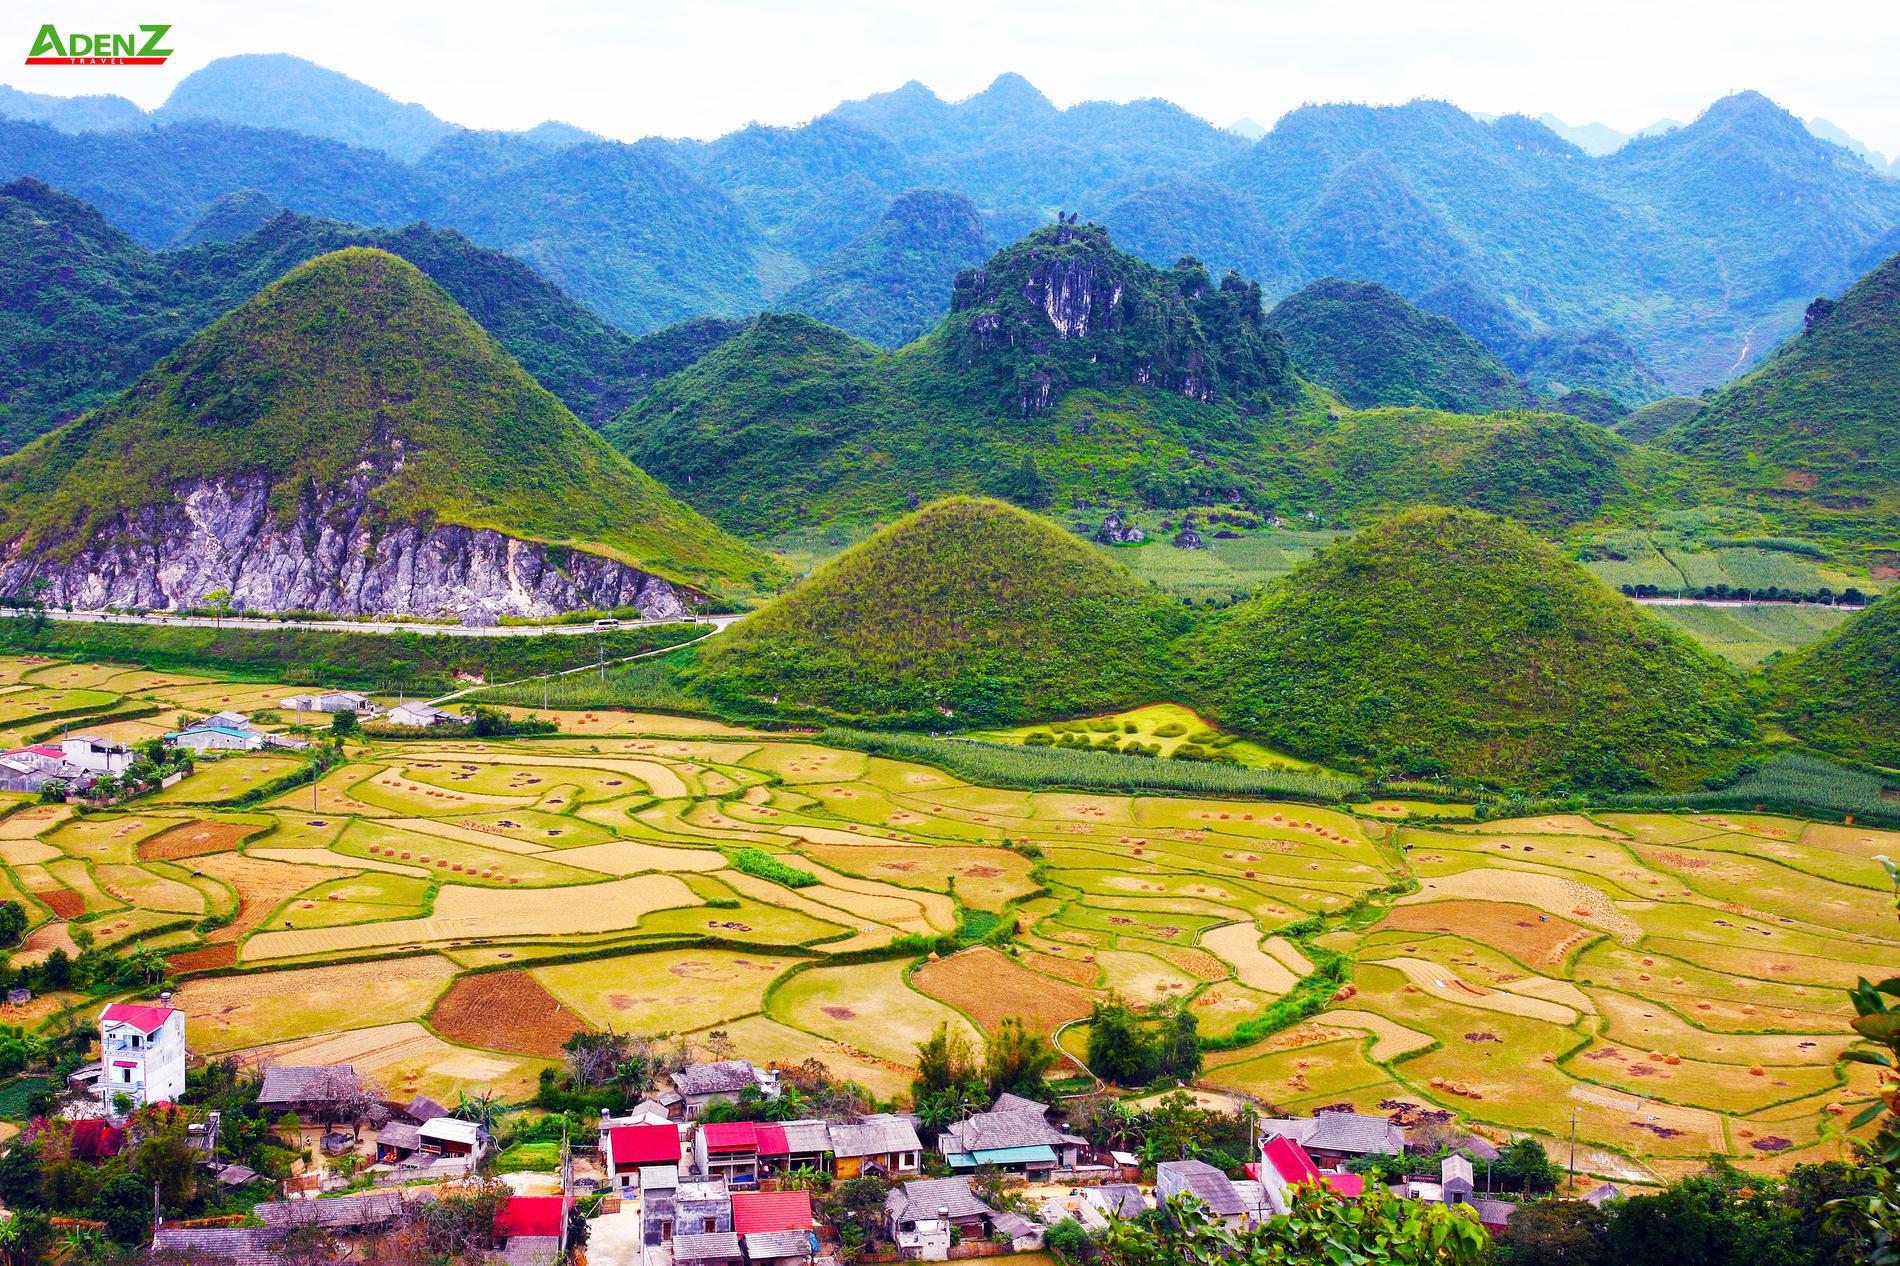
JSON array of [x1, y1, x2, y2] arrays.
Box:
[[1378, 900, 1590, 965], [1022, 951, 1100, 986], [140, 820, 251, 861], [166, 943, 239, 973], [38, 890, 83, 920], [430, 970, 584, 1059], [912, 947, 1095, 1034]]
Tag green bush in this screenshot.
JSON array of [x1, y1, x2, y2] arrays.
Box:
[[727, 848, 818, 889]]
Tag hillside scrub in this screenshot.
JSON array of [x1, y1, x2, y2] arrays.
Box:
[[693, 497, 1192, 725], [1190, 507, 1759, 792], [1766, 595, 1900, 767]]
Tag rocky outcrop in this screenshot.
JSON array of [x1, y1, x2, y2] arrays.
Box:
[[0, 474, 689, 620], [1172, 517, 1206, 550], [1093, 512, 1145, 545]]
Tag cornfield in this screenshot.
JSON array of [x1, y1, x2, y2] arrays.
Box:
[[822, 728, 1365, 801], [474, 654, 703, 712]]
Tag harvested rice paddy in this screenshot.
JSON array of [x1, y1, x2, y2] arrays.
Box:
[[3, 651, 1893, 1180]]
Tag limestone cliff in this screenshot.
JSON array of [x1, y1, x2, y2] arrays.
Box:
[[0, 473, 689, 620]]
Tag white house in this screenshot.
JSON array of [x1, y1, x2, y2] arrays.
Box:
[[99, 998, 187, 1111], [386, 702, 459, 728], [62, 736, 133, 776], [280, 691, 379, 717]]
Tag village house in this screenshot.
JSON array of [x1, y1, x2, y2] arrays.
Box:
[[674, 1230, 745, 1266], [494, 1195, 568, 1266], [732, 1190, 815, 1266], [1389, 1154, 1516, 1233], [1155, 1158, 1255, 1228], [671, 1176, 735, 1239], [256, 1063, 371, 1132], [695, 1119, 765, 1187], [758, 1118, 834, 1176], [62, 735, 133, 775], [640, 1164, 682, 1243], [826, 1113, 923, 1179], [280, 690, 380, 717], [166, 722, 265, 753], [0, 747, 65, 793], [674, 1059, 780, 1118], [98, 998, 186, 1112], [149, 1226, 289, 1263], [884, 1176, 996, 1262], [1257, 1111, 1408, 1168], [386, 701, 460, 728], [1252, 1134, 1365, 1215], [937, 1094, 1082, 1177], [602, 1119, 683, 1192]]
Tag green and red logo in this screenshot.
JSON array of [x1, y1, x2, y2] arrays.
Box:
[[25, 23, 172, 65]]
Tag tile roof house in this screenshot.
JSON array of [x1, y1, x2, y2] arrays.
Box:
[[938, 1099, 1081, 1175], [1258, 1112, 1407, 1166], [1156, 1159, 1251, 1226], [674, 1060, 779, 1117], [674, 1230, 744, 1266], [256, 1189, 423, 1231], [827, 1113, 923, 1179], [885, 1177, 996, 1260], [149, 1226, 288, 1264], [741, 1227, 814, 1266], [257, 1063, 364, 1120], [758, 1118, 835, 1174]]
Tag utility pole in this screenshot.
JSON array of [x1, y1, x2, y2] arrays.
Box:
[[1568, 1108, 1578, 1191], [558, 1123, 573, 1258]]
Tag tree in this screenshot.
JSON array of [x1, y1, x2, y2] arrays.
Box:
[[984, 1016, 1056, 1100], [89, 1172, 153, 1246], [0, 1207, 53, 1266], [1102, 1186, 1488, 1266], [1496, 1136, 1561, 1193], [1493, 1200, 1610, 1266], [132, 1106, 200, 1209], [1159, 1002, 1201, 1080], [1086, 1000, 1156, 1086], [0, 1144, 42, 1207], [202, 588, 234, 628], [1045, 1217, 1094, 1263], [914, 1021, 979, 1100], [331, 708, 359, 736], [0, 901, 27, 947], [822, 1176, 892, 1252]]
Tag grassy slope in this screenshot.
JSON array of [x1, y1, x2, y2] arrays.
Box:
[[1266, 277, 1530, 413], [694, 496, 1192, 724], [1190, 508, 1758, 791], [1766, 595, 1900, 767], [1662, 252, 1900, 540], [0, 247, 772, 594]]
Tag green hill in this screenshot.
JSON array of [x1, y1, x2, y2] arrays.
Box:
[[1662, 252, 1900, 538], [1265, 277, 1530, 412], [1190, 508, 1757, 790], [0, 248, 770, 595], [607, 221, 1319, 534], [0, 178, 743, 450], [780, 189, 991, 346], [1616, 394, 1704, 442], [1767, 596, 1900, 766], [693, 497, 1189, 723]]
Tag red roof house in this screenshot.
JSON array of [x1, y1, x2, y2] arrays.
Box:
[[100, 1002, 177, 1033], [754, 1124, 789, 1156], [1322, 1172, 1367, 1198], [609, 1123, 682, 1167], [67, 1118, 126, 1161], [701, 1121, 760, 1152], [495, 1196, 566, 1240], [732, 1190, 814, 1235], [1262, 1136, 1324, 1187]]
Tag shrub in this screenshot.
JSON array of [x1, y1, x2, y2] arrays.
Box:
[[728, 848, 818, 889]]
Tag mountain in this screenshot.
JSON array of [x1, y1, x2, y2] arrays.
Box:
[[0, 84, 145, 133], [0, 249, 772, 617], [1535, 114, 1629, 157], [692, 496, 1189, 724], [1265, 277, 1531, 412], [1614, 394, 1704, 443], [1661, 251, 1900, 538], [168, 188, 281, 247], [779, 190, 992, 346], [1190, 508, 1757, 790], [1227, 118, 1268, 141], [0, 178, 741, 449], [1806, 118, 1892, 173], [155, 53, 458, 161], [1767, 595, 1900, 767], [606, 221, 1309, 533]]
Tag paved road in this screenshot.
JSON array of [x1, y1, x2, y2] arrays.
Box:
[[1, 607, 741, 638], [1630, 597, 1868, 611]]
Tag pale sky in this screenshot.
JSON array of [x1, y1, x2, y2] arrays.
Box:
[[8, 0, 1900, 157]]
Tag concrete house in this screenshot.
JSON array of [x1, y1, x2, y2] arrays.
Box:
[[673, 1177, 735, 1238], [99, 999, 186, 1111], [674, 1059, 780, 1118], [62, 736, 132, 775], [885, 1176, 995, 1261], [639, 1165, 681, 1244], [168, 724, 266, 753], [602, 1120, 682, 1192], [387, 701, 459, 728], [827, 1113, 923, 1179], [695, 1119, 764, 1187], [732, 1191, 814, 1266]]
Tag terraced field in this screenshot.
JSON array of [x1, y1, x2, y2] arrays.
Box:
[[0, 655, 1891, 1186]]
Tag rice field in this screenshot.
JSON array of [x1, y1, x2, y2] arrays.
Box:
[[3, 649, 1894, 1179]]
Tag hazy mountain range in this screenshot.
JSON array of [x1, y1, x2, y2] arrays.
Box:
[[5, 54, 1900, 398]]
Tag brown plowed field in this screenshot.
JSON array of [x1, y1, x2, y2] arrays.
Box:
[[429, 970, 585, 1058]]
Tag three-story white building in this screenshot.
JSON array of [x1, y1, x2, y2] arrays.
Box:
[[99, 999, 186, 1113]]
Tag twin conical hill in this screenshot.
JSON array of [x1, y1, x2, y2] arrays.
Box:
[[0, 248, 771, 609], [1191, 508, 1756, 790], [694, 497, 1189, 723], [1767, 596, 1900, 767]]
